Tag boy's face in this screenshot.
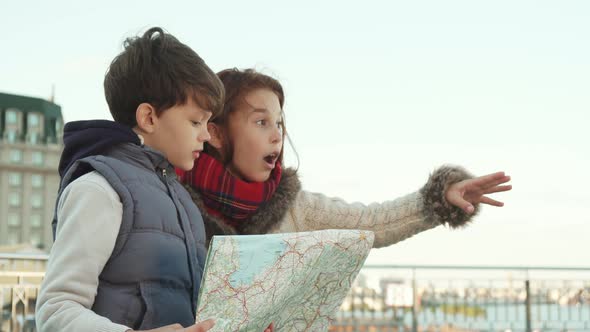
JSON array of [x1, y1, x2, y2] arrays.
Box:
[[149, 98, 212, 171], [226, 88, 283, 182]]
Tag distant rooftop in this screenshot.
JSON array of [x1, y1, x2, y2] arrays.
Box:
[[0, 91, 64, 144], [0, 92, 62, 119]]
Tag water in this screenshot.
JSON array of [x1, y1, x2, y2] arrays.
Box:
[[415, 303, 590, 330], [336, 303, 590, 331], [221, 234, 288, 287]]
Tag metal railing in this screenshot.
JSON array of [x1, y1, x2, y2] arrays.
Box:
[[1, 254, 46, 332], [1, 272, 43, 332], [2, 255, 589, 332], [331, 265, 590, 332]]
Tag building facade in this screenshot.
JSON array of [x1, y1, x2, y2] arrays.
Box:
[[0, 92, 63, 251]]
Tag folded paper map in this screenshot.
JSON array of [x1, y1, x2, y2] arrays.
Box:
[[195, 229, 374, 331]]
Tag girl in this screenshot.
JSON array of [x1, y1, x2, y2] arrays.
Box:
[[178, 68, 511, 248]]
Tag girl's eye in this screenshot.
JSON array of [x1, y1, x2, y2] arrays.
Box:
[[191, 121, 201, 127], [256, 119, 266, 126]]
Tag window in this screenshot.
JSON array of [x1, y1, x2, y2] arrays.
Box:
[[9, 192, 21, 207], [32, 194, 43, 209], [30, 214, 43, 227], [10, 149, 23, 163], [6, 130, 17, 143], [32, 151, 44, 165], [7, 231, 21, 245], [30, 232, 43, 247], [6, 110, 18, 124], [32, 174, 44, 188], [56, 119, 62, 133], [8, 213, 20, 226], [29, 132, 39, 144], [28, 113, 40, 127], [27, 113, 42, 144], [9, 173, 22, 186]]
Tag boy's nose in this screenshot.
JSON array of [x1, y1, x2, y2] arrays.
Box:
[[200, 128, 211, 142]]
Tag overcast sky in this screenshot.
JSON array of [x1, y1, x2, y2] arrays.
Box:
[[1, 0, 588, 269]]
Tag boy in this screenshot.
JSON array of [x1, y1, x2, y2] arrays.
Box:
[[36, 27, 223, 332]]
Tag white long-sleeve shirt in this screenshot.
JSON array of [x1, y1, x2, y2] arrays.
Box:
[[36, 171, 130, 332]]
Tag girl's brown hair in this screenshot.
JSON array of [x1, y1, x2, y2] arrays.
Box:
[[206, 68, 295, 167]]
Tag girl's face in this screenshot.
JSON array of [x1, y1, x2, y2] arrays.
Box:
[[223, 88, 283, 182]]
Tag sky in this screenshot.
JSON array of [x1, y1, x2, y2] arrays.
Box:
[[1, 0, 589, 269]]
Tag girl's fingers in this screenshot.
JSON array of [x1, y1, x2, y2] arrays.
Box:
[[469, 173, 511, 190], [447, 191, 475, 214], [483, 184, 512, 194], [469, 172, 506, 186], [480, 196, 504, 207], [480, 175, 511, 190]]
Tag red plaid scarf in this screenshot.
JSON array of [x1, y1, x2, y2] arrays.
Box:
[[177, 152, 282, 226]]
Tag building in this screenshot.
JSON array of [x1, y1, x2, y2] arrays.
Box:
[[0, 252, 47, 332], [0, 92, 63, 251]]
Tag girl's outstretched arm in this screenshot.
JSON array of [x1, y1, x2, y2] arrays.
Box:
[[285, 166, 511, 248]]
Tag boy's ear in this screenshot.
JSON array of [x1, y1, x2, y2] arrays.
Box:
[[135, 103, 157, 133], [207, 122, 224, 150]]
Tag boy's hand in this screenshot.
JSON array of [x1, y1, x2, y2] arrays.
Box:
[[445, 171, 512, 214], [129, 320, 270, 332], [129, 319, 215, 332]]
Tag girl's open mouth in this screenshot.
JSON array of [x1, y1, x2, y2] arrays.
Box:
[[263, 153, 277, 168]]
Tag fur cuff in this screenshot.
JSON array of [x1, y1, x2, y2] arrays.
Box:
[[419, 165, 478, 228]]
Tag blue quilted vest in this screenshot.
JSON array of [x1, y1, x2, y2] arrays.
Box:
[[53, 143, 207, 329]]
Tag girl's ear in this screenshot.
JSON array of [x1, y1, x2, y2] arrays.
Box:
[[135, 103, 158, 134], [207, 122, 224, 150]]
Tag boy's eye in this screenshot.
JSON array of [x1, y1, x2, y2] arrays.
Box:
[[191, 121, 201, 126]]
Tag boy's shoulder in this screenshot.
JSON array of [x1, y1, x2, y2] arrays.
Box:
[[61, 170, 119, 205], [68, 170, 111, 188]]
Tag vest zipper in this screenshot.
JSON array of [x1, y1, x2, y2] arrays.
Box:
[[159, 168, 171, 184], [159, 166, 199, 312], [159, 168, 172, 194]]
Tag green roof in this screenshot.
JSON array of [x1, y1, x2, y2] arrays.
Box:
[[0, 92, 63, 119]]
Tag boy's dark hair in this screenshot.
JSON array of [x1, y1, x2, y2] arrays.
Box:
[[104, 27, 224, 127], [206, 68, 296, 167]]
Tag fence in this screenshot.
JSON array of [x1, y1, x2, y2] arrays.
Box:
[[2, 254, 589, 332], [331, 265, 590, 332]]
